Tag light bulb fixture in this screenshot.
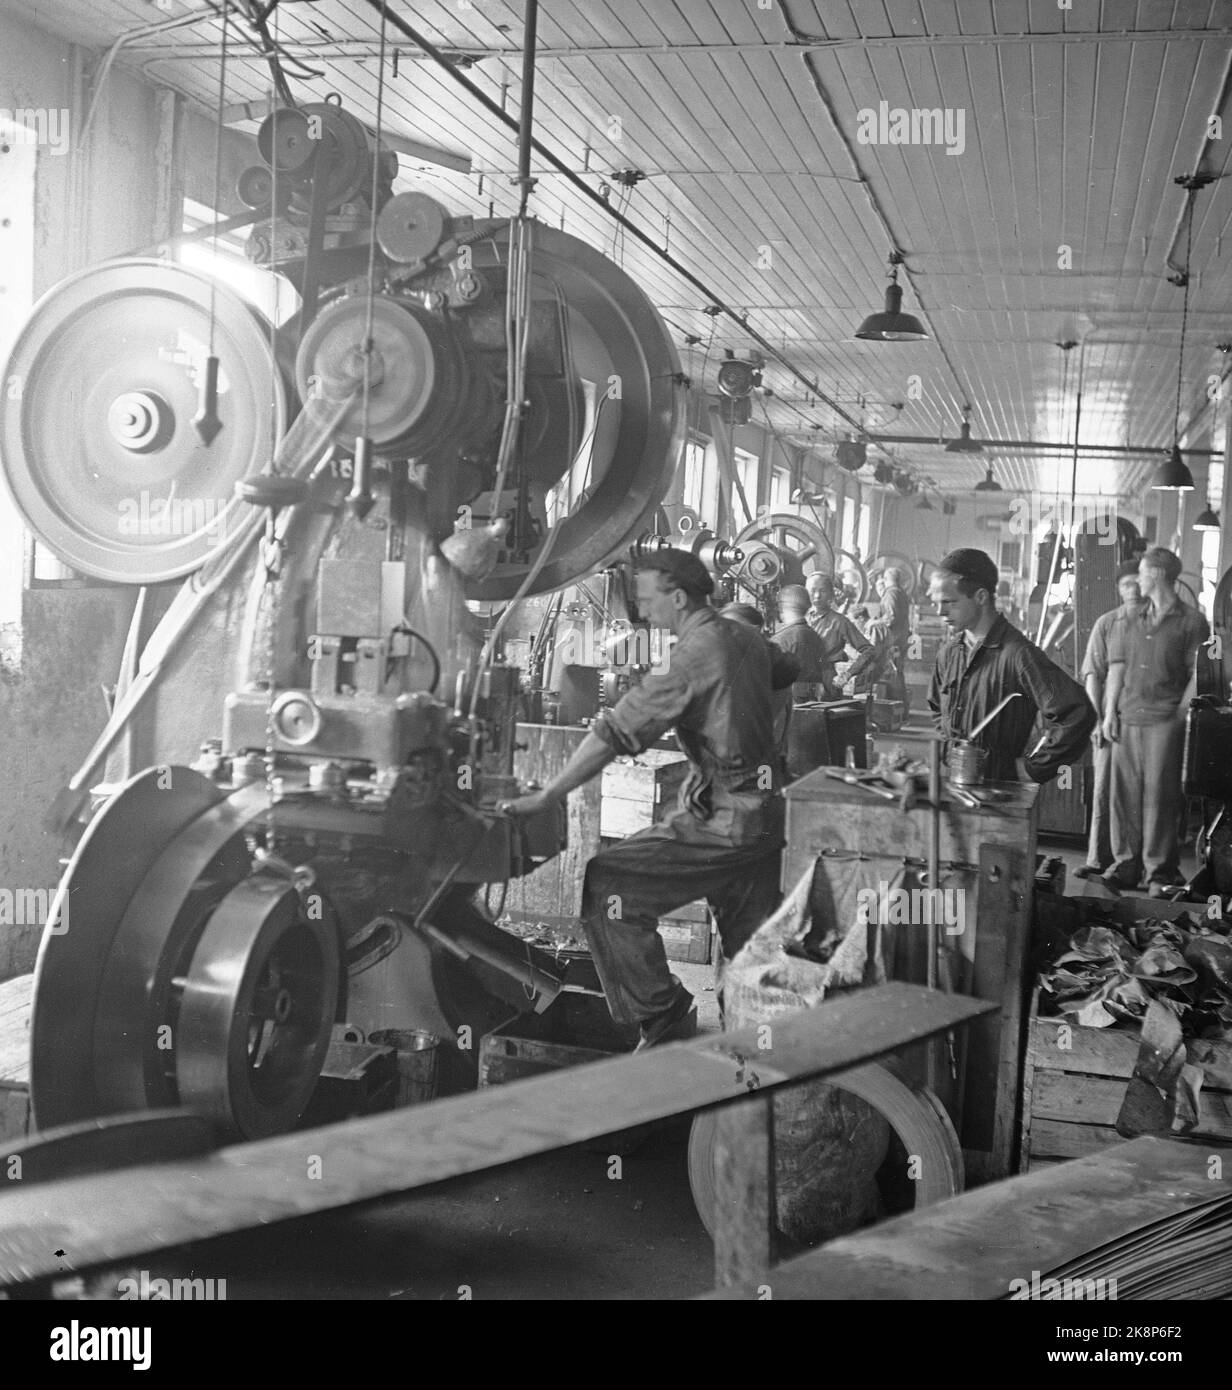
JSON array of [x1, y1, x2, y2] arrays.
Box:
[[1152, 444, 1195, 492], [1154, 178, 1208, 492], [973, 464, 1003, 493], [872, 460, 895, 485], [835, 438, 867, 472], [1193, 502, 1221, 531], [854, 253, 929, 342], [945, 405, 984, 453]]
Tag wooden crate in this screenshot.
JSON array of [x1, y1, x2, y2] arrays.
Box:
[[658, 901, 714, 965], [0, 974, 32, 1143], [599, 749, 689, 839], [1021, 997, 1232, 1171]]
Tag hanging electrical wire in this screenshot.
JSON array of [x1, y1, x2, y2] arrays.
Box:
[[193, 2, 230, 446]]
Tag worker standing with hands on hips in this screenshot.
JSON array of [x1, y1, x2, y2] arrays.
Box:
[[501, 551, 785, 1050], [927, 547, 1096, 782], [1074, 560, 1142, 880], [1099, 546, 1209, 896]]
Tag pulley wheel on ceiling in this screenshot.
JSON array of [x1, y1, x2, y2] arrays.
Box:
[[733, 512, 835, 589], [687, 1064, 963, 1240], [0, 259, 287, 583]]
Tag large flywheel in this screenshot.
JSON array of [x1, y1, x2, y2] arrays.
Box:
[[733, 511, 869, 603], [0, 259, 287, 583], [32, 767, 339, 1140]]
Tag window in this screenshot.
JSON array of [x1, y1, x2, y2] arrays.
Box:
[[857, 501, 871, 559], [733, 446, 759, 525], [0, 133, 37, 639], [1199, 456, 1224, 619], [681, 436, 717, 526], [178, 199, 299, 325], [770, 464, 792, 509]]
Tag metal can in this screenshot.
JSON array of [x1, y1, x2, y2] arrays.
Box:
[[949, 739, 988, 786]]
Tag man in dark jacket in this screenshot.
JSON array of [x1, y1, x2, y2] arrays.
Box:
[[927, 547, 1096, 783], [502, 551, 784, 1048]]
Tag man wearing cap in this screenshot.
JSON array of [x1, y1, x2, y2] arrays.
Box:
[[1100, 547, 1209, 895], [927, 547, 1096, 782], [502, 551, 784, 1049], [804, 573, 877, 698], [1073, 562, 1142, 880]]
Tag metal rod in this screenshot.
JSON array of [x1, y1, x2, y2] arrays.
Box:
[[926, 739, 941, 992], [516, 0, 539, 216], [865, 432, 1219, 457]]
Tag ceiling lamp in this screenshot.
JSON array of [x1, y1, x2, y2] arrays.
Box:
[[1193, 502, 1221, 531], [872, 461, 895, 485], [835, 439, 867, 472], [854, 253, 929, 342], [1153, 444, 1195, 492], [974, 465, 1003, 493], [1154, 179, 1206, 492], [945, 405, 983, 453]]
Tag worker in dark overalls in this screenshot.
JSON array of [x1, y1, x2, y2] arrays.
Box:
[[927, 547, 1095, 782], [502, 551, 784, 1049]]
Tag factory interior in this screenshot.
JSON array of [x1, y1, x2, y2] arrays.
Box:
[[2, 0, 1232, 1329]]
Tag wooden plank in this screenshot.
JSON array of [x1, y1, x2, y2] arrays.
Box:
[[0, 975, 32, 1087], [1029, 1118, 1127, 1159], [1029, 1017, 1142, 1077], [0, 984, 992, 1287], [1032, 1071, 1232, 1138], [713, 1095, 776, 1289], [1030, 1018, 1232, 1080], [706, 1137, 1231, 1301], [961, 842, 1032, 1178]]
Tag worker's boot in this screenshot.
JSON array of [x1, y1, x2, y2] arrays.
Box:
[[634, 985, 697, 1052]]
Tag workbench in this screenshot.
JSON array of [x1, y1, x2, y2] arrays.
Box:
[[783, 768, 1040, 1182]]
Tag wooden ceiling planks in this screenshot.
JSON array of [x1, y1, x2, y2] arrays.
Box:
[[8, 0, 1230, 490]]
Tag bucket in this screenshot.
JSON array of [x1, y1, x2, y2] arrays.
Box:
[[948, 740, 988, 786], [368, 1029, 441, 1106]]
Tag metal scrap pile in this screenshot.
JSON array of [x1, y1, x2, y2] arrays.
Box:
[[1039, 911, 1232, 1041]]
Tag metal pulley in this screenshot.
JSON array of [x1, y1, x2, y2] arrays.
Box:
[[377, 191, 451, 265], [31, 767, 341, 1141], [294, 292, 485, 456], [0, 259, 287, 583], [256, 101, 393, 212]]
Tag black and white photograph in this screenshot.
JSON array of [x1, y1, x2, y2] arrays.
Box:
[[0, 0, 1231, 1338]]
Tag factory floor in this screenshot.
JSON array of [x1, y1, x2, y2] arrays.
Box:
[[118, 835, 1199, 1301], [151, 958, 724, 1302]]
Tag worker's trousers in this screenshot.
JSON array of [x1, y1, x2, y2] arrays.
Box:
[[1108, 717, 1186, 886], [1084, 736, 1113, 871], [581, 802, 784, 1024]]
